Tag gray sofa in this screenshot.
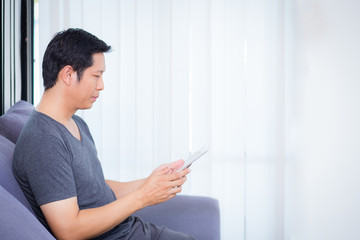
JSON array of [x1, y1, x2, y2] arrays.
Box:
[[0, 100, 220, 240]]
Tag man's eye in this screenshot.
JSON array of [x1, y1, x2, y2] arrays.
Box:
[[94, 75, 100, 78]]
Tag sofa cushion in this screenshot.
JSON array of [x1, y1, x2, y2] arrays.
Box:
[[0, 100, 33, 143], [0, 135, 34, 214], [0, 185, 55, 239]]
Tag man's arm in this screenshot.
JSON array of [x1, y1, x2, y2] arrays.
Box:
[[106, 179, 145, 199], [40, 166, 190, 240]]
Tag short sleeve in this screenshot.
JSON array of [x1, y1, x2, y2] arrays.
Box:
[[25, 135, 77, 206]]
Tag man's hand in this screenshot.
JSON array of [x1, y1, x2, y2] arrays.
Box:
[[106, 159, 186, 199], [137, 161, 190, 207]]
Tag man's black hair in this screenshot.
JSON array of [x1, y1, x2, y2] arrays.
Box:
[[42, 28, 111, 90]]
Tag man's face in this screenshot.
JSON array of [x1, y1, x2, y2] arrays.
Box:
[[72, 53, 106, 109]]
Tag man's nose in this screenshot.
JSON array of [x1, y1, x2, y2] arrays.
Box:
[[97, 77, 104, 91]]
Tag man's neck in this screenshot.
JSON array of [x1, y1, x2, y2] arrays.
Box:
[[36, 88, 77, 126]]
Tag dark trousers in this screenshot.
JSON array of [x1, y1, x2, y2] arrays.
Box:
[[123, 217, 197, 240]]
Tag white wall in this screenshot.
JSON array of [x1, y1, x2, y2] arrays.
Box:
[[284, 0, 360, 239]]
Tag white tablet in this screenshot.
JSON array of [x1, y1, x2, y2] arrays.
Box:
[[178, 146, 208, 172]]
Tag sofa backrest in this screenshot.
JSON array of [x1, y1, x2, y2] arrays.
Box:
[[0, 101, 54, 239], [0, 100, 34, 144], [0, 101, 34, 213], [0, 133, 35, 215]]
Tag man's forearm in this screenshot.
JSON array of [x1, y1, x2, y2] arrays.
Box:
[[106, 179, 146, 199], [74, 192, 144, 239]]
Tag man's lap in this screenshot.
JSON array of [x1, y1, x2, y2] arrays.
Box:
[[123, 217, 197, 240]]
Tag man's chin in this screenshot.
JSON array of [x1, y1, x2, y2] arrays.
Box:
[[78, 103, 94, 110]]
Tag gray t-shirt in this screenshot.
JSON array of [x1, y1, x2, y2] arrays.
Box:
[[13, 110, 134, 239]]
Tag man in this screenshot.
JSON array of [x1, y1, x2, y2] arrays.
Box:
[[13, 28, 195, 240]]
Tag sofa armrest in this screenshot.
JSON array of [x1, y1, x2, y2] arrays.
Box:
[[0, 185, 55, 240], [133, 195, 220, 240]]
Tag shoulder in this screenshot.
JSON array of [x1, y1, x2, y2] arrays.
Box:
[[17, 111, 68, 146], [14, 133, 70, 164], [13, 133, 72, 184], [21, 111, 65, 139], [14, 112, 72, 164]]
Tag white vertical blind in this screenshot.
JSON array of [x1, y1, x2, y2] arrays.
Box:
[[37, 0, 286, 239], [1, 0, 22, 112]]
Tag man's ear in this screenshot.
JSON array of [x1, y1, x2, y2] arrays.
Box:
[[59, 65, 76, 86]]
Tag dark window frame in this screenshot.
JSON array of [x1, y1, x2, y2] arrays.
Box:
[[1, 0, 33, 115]]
